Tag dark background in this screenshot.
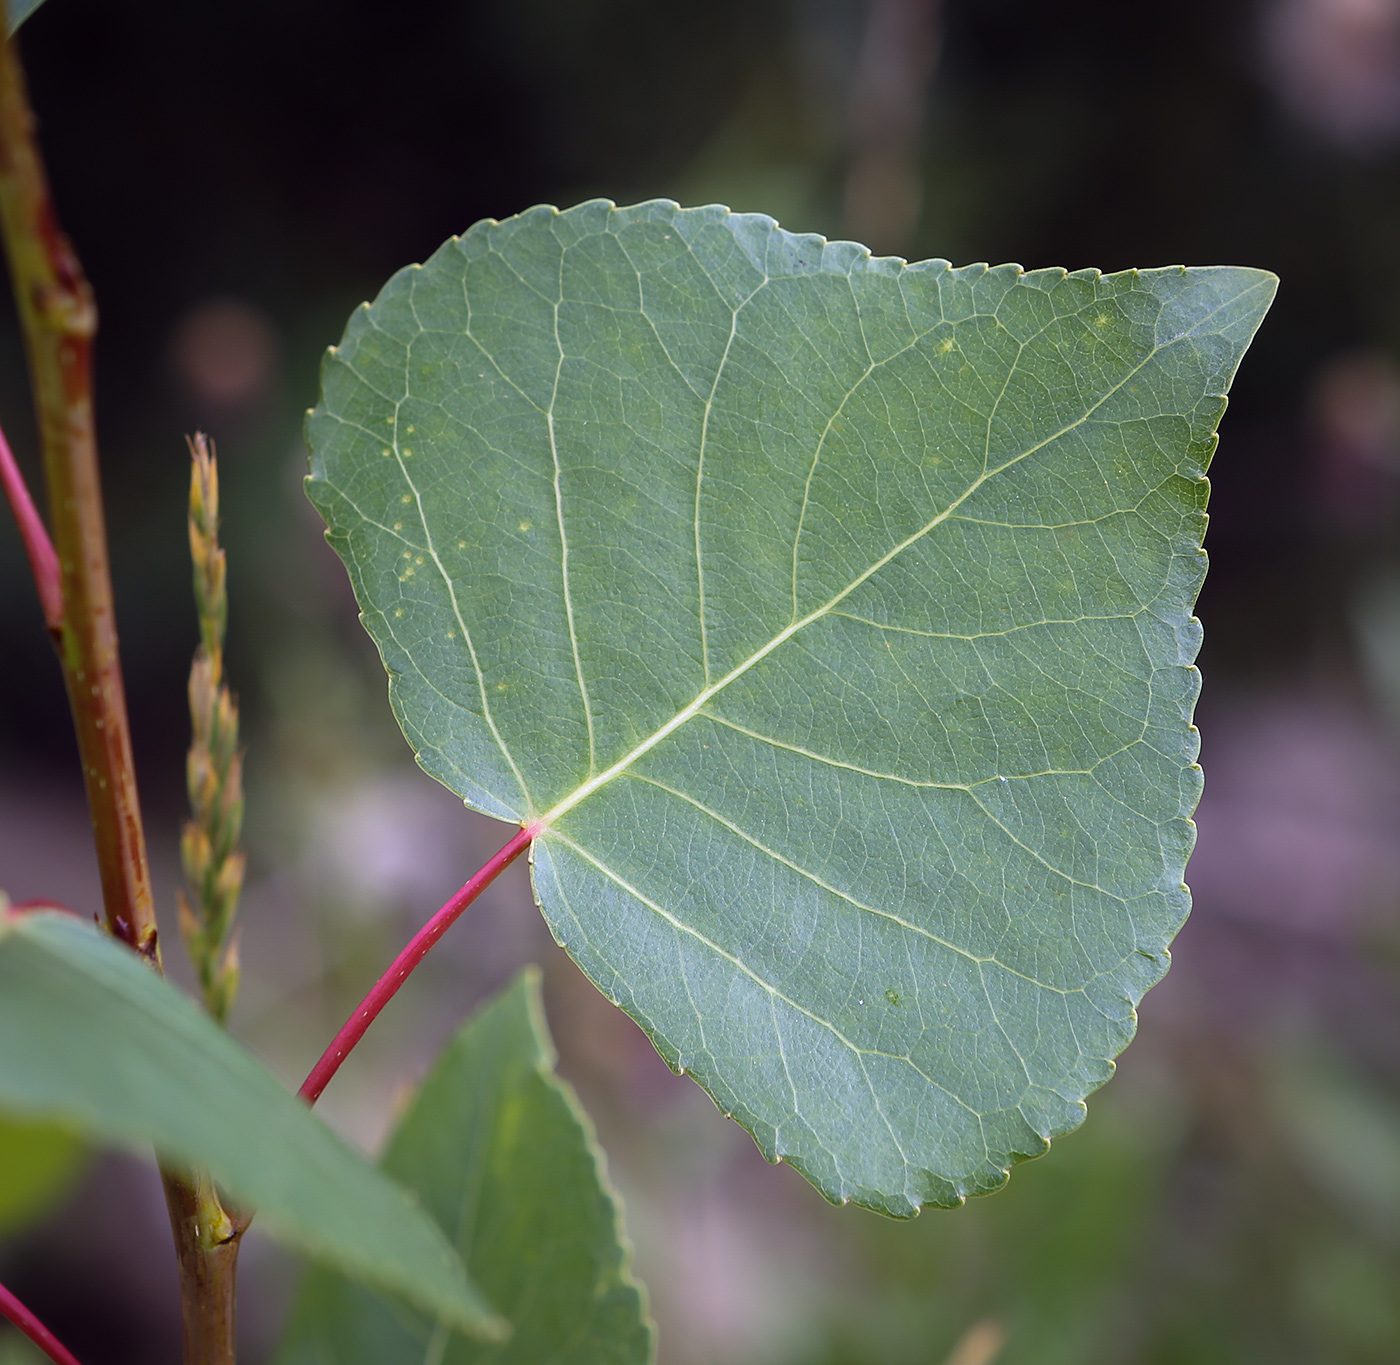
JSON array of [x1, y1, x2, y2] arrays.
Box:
[[3, 2, 1400, 1362]]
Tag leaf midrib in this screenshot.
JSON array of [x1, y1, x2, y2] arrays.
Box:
[[381, 262, 1261, 831], [533, 340, 1158, 831]]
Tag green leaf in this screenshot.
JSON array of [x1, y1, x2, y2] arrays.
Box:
[[0, 908, 503, 1340], [277, 969, 652, 1365], [0, 1335, 47, 1365], [308, 199, 1275, 1214], [5, 0, 48, 34], [0, 1113, 85, 1235]]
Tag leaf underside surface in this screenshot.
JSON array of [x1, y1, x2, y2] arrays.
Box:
[[278, 970, 652, 1365], [309, 199, 1275, 1215], [0, 908, 500, 1338], [5, 0, 47, 34]]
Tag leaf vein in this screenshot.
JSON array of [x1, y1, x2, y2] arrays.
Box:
[[544, 831, 985, 1117], [626, 771, 1014, 973], [394, 366, 534, 812], [539, 329, 1171, 830], [546, 269, 598, 774]]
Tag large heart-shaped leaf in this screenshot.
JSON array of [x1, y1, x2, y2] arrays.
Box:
[[0, 906, 502, 1339], [5, 0, 48, 34], [308, 199, 1275, 1215], [277, 969, 652, 1365]]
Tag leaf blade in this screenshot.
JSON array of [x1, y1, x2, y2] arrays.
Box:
[[0, 909, 502, 1338], [5, 0, 48, 34], [277, 969, 653, 1365], [0, 1113, 84, 1235], [309, 201, 1276, 1211]]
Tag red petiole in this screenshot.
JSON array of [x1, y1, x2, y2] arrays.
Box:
[[4, 899, 79, 917], [0, 1277, 84, 1365], [0, 417, 61, 632], [298, 822, 537, 1105]]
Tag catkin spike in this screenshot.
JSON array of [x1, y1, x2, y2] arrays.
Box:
[[178, 433, 244, 1024]]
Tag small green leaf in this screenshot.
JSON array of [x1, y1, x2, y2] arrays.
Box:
[[0, 908, 503, 1340], [5, 0, 48, 34], [0, 1113, 85, 1235], [309, 199, 1276, 1213], [278, 969, 652, 1365]]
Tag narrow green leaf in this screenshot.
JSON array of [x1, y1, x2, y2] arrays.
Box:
[[278, 969, 652, 1365], [309, 199, 1276, 1214], [0, 908, 503, 1340]]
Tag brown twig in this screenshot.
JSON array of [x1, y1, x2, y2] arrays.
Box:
[[0, 31, 156, 960], [161, 1170, 240, 1364], [0, 32, 239, 1363]]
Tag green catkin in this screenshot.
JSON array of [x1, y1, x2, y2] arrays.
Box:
[[178, 433, 243, 1025]]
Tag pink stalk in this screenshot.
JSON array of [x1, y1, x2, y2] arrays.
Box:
[[0, 417, 61, 630], [6, 898, 79, 916], [0, 1279, 84, 1365], [299, 823, 536, 1105]]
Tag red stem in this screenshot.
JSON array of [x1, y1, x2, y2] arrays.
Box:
[[0, 415, 61, 630], [0, 1278, 84, 1365], [5, 898, 79, 916], [298, 823, 536, 1105]]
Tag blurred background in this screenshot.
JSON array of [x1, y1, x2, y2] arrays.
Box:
[[2, 0, 1400, 1361]]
